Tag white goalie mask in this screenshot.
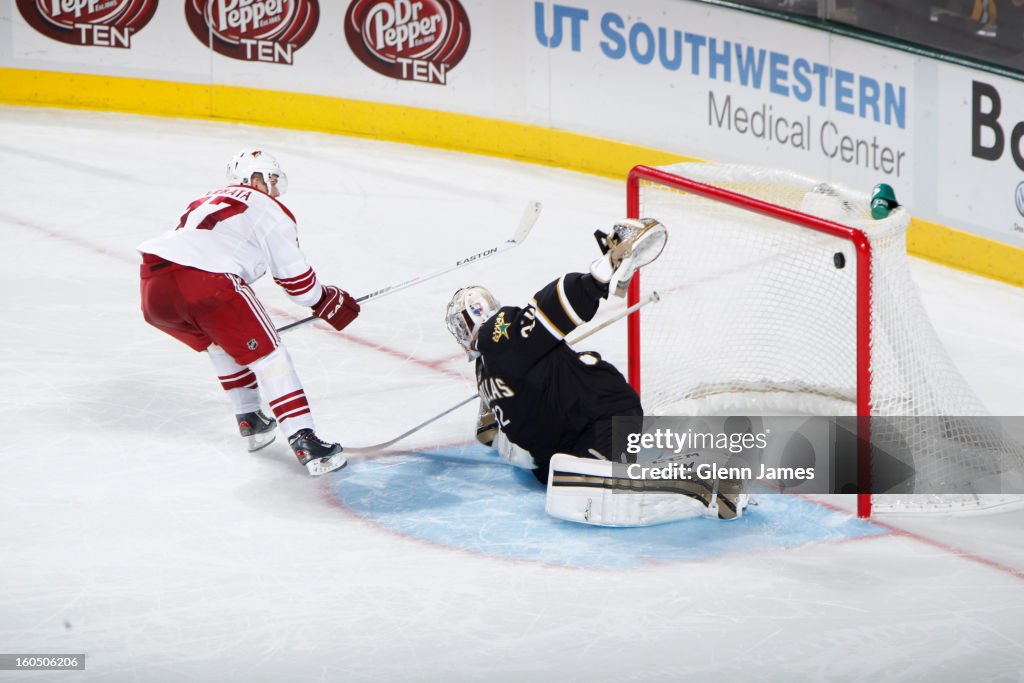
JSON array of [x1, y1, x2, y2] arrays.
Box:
[[445, 286, 500, 360], [226, 149, 289, 196]]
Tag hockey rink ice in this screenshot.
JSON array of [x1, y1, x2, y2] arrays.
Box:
[[1, 106, 1023, 681]]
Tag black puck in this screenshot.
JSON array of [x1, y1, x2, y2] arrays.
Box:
[[834, 252, 846, 269]]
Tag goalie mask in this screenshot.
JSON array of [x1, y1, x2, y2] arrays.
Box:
[[226, 149, 289, 196], [446, 286, 500, 360]]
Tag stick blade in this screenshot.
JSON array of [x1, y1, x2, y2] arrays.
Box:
[[510, 200, 542, 245]]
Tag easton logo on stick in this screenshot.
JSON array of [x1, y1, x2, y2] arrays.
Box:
[[16, 0, 158, 48], [344, 0, 471, 85], [456, 247, 497, 266], [184, 0, 320, 64]]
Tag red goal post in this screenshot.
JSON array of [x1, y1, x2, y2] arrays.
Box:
[[627, 164, 873, 518], [626, 165, 875, 416], [623, 163, 1023, 518]]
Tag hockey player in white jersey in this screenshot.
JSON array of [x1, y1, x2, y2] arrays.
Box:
[[138, 149, 356, 476]]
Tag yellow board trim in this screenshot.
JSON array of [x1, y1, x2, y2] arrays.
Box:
[[2, 67, 1021, 285], [908, 218, 1024, 287], [0, 67, 687, 180]]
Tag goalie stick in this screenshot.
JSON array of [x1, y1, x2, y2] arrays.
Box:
[[343, 290, 661, 455], [276, 200, 542, 334]]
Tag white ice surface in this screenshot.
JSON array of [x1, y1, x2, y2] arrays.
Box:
[[0, 107, 1022, 682]]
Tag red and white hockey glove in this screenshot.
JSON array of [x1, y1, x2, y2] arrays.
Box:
[[312, 285, 360, 332]]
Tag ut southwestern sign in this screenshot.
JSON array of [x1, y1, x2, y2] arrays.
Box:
[[534, 2, 907, 129]]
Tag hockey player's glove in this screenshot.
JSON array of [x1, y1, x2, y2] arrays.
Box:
[[312, 285, 360, 332]]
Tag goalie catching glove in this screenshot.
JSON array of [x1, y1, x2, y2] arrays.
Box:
[[312, 285, 360, 331], [590, 217, 668, 297]]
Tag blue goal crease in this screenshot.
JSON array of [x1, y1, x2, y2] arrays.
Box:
[[330, 444, 888, 569]]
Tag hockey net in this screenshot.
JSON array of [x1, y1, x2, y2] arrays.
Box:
[[627, 163, 1024, 517]]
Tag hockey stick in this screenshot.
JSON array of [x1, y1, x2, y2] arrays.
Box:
[[342, 394, 479, 456], [565, 290, 660, 346], [343, 290, 661, 455], [276, 200, 542, 334]]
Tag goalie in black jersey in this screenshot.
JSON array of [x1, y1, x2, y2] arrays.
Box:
[[446, 218, 750, 525], [445, 218, 666, 485]]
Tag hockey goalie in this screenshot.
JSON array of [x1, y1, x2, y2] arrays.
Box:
[[444, 218, 750, 526]]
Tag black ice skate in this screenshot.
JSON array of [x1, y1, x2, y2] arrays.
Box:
[[237, 410, 277, 452], [288, 428, 346, 476]]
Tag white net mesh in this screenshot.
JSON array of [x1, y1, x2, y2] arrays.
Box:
[[633, 163, 1024, 514]]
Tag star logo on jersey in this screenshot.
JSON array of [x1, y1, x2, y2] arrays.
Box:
[[492, 311, 510, 343]]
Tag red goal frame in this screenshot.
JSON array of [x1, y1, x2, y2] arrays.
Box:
[[625, 165, 876, 518]]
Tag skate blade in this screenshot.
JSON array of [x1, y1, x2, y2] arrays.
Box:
[[305, 452, 347, 477], [247, 432, 276, 452]]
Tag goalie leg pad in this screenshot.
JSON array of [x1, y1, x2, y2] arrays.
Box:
[[545, 454, 711, 526]]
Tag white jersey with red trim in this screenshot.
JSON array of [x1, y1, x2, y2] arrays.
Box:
[[137, 185, 323, 307]]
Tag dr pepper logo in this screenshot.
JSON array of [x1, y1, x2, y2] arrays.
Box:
[[16, 0, 157, 48], [185, 0, 319, 64], [345, 0, 471, 85]]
